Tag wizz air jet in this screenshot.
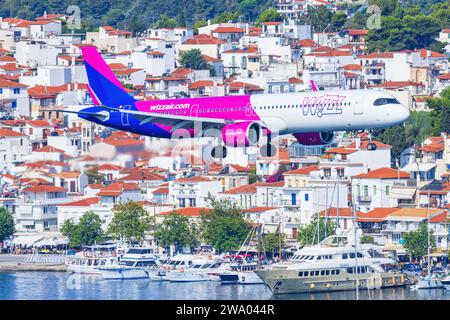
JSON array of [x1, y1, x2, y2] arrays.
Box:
[[64, 46, 410, 158]]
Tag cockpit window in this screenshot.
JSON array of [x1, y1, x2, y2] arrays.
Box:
[[374, 98, 400, 106]]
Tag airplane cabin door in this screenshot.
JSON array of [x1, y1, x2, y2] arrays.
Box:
[[121, 105, 131, 126], [353, 94, 363, 115]]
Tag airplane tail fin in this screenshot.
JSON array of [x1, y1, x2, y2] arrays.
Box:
[[81, 46, 135, 108]]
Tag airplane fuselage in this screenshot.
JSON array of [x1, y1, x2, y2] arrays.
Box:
[[80, 89, 410, 139]]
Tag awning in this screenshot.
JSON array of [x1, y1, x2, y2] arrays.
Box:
[[402, 162, 436, 172], [11, 235, 44, 246], [389, 187, 416, 199]]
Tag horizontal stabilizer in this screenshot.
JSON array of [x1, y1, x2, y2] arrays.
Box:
[[60, 109, 109, 121]]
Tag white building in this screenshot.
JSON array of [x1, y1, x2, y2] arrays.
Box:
[[169, 176, 222, 208]]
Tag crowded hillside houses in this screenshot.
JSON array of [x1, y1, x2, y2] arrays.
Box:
[[0, 7, 450, 256]]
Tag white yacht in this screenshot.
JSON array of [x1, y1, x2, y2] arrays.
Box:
[[255, 229, 408, 294], [100, 247, 162, 280], [148, 254, 196, 281], [66, 245, 119, 274], [165, 256, 224, 282]]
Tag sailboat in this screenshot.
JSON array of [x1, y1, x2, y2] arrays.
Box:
[[410, 191, 443, 290]]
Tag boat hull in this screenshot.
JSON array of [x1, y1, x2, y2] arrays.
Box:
[[100, 268, 150, 280], [256, 269, 407, 294]]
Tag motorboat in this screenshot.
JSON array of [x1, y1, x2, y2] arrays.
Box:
[[66, 244, 119, 274], [148, 254, 196, 281], [100, 247, 162, 280], [441, 275, 450, 290], [410, 274, 443, 290], [165, 256, 224, 282], [219, 262, 264, 285]]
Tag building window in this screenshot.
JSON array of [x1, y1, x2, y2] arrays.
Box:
[[304, 194, 309, 202], [385, 186, 390, 196], [13, 88, 20, 94]]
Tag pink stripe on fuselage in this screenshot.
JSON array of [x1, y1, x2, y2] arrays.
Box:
[[135, 95, 260, 132]]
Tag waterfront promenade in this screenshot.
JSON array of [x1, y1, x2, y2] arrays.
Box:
[[0, 255, 67, 272]]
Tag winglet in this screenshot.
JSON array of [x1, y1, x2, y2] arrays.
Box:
[[310, 80, 318, 92]]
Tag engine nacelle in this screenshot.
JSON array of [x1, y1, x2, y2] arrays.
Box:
[[222, 121, 262, 147], [293, 131, 335, 145]]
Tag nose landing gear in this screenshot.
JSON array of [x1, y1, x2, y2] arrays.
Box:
[[211, 145, 227, 159]]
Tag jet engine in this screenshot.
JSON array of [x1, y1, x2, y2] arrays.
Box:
[[293, 131, 335, 145], [221, 121, 263, 147]]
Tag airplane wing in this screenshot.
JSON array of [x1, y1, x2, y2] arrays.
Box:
[[101, 105, 232, 131]]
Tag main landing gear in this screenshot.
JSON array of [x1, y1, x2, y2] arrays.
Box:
[[357, 130, 377, 151], [260, 130, 277, 157]]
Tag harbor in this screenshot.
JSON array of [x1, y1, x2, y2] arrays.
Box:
[[1, 271, 450, 300]]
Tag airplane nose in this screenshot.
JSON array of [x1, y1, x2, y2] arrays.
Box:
[[394, 105, 410, 123]]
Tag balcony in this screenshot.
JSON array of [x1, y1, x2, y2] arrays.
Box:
[[357, 195, 372, 202]]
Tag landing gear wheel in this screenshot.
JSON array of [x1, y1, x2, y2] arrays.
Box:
[[367, 143, 377, 151], [211, 145, 227, 159], [260, 144, 277, 157]]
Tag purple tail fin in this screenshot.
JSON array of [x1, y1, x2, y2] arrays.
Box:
[[310, 80, 318, 92]]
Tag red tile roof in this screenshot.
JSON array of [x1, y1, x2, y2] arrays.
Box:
[[26, 120, 52, 127], [118, 169, 165, 181], [373, 81, 425, 89], [319, 207, 363, 218], [0, 128, 26, 137], [34, 145, 64, 153], [353, 167, 409, 179], [152, 187, 169, 194], [347, 29, 369, 36], [0, 79, 27, 88], [158, 207, 212, 217], [356, 52, 394, 59], [24, 185, 66, 193], [284, 165, 319, 175], [188, 80, 215, 90], [212, 27, 245, 33], [97, 164, 124, 171], [222, 47, 258, 54], [183, 34, 224, 45], [59, 197, 100, 207], [96, 181, 140, 196], [174, 176, 211, 183], [357, 208, 399, 222], [346, 140, 391, 149]]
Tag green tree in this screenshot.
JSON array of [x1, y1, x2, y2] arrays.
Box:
[[403, 221, 435, 258], [200, 196, 249, 252], [0, 207, 14, 243], [102, 8, 126, 27], [298, 6, 332, 32], [107, 201, 153, 242], [178, 49, 212, 70], [212, 12, 241, 24], [152, 14, 177, 29], [193, 19, 208, 34], [256, 8, 283, 23], [61, 211, 105, 247], [86, 167, 105, 184], [427, 87, 450, 135], [176, 8, 186, 27], [330, 11, 347, 31], [154, 213, 199, 253], [258, 232, 285, 257], [297, 213, 336, 245]]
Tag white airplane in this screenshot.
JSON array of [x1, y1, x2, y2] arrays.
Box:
[[66, 46, 410, 158]]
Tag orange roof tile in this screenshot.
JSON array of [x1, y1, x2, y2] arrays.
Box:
[[34, 145, 64, 153], [59, 197, 100, 207], [158, 207, 212, 217], [24, 185, 66, 193], [284, 165, 319, 175], [0, 128, 26, 137], [243, 206, 278, 213], [353, 167, 410, 179], [174, 176, 211, 183], [357, 208, 399, 222], [319, 207, 363, 218]]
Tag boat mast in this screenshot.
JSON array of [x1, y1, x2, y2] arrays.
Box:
[[427, 190, 431, 276], [352, 189, 359, 300]]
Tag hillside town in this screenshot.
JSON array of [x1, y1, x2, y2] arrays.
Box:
[[0, 4, 450, 262]]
